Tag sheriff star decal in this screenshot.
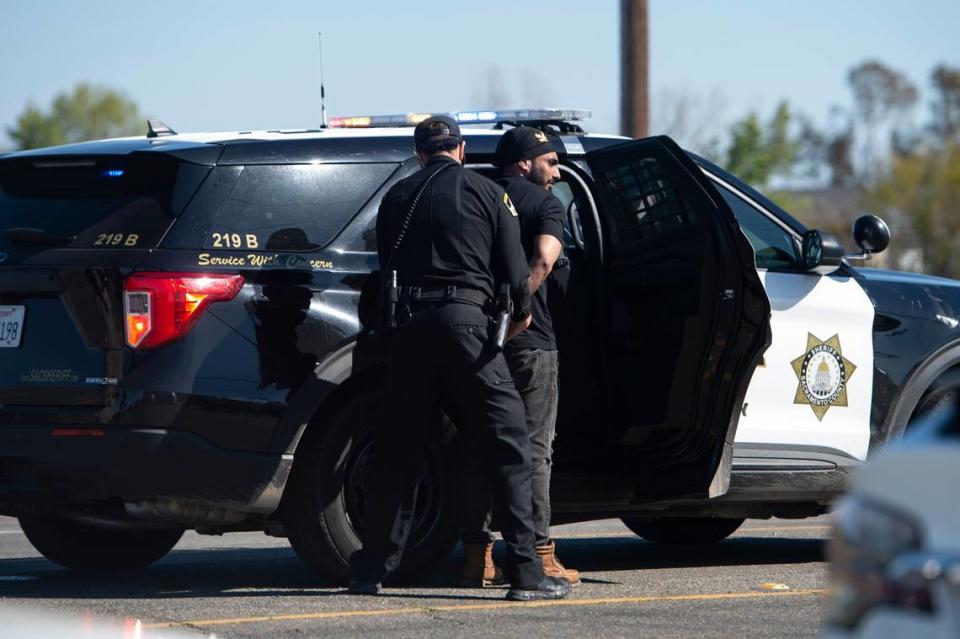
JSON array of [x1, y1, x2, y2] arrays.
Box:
[[791, 333, 857, 421], [504, 192, 518, 217]]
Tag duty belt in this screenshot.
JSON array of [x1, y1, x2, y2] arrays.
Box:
[[400, 285, 490, 308]]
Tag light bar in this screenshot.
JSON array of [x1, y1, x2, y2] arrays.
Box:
[[329, 113, 430, 128], [328, 116, 372, 128], [453, 109, 590, 124], [327, 108, 591, 128]]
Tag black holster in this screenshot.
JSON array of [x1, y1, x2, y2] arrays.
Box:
[[488, 284, 512, 352]]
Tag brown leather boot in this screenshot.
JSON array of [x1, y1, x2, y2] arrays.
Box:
[[460, 542, 505, 587], [536, 541, 580, 585]]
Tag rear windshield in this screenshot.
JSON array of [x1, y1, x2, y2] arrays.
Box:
[[0, 156, 207, 249], [200, 163, 397, 251]]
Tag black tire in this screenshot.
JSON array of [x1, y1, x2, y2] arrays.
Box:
[[621, 516, 745, 545], [282, 390, 461, 583], [18, 514, 183, 571]]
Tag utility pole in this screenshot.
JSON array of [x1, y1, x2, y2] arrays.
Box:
[[620, 0, 649, 138]]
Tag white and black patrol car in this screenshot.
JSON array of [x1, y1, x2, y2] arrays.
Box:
[[0, 109, 958, 579]]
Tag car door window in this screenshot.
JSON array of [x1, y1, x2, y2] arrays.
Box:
[[550, 180, 585, 251], [716, 184, 801, 271]]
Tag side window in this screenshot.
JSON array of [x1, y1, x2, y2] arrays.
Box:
[[716, 184, 801, 271], [549, 181, 585, 251], [204, 163, 396, 251]]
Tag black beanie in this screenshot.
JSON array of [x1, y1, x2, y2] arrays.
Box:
[[494, 126, 555, 167]]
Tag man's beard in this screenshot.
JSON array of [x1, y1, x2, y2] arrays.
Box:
[[529, 167, 554, 190]]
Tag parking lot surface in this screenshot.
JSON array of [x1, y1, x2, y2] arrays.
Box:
[[0, 515, 830, 638]]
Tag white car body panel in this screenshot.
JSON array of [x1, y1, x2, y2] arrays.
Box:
[[735, 270, 875, 460]]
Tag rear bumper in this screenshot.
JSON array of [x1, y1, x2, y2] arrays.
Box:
[[0, 426, 290, 516]]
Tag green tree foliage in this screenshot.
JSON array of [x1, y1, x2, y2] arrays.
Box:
[[7, 83, 142, 150], [930, 64, 960, 144], [864, 64, 960, 278], [7, 104, 60, 150], [720, 101, 802, 187], [869, 143, 960, 278], [704, 60, 958, 278]]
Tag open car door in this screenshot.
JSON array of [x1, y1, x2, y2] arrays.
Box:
[[585, 136, 771, 502]]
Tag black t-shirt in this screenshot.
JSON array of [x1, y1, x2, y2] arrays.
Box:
[[497, 175, 565, 351], [376, 157, 531, 320]]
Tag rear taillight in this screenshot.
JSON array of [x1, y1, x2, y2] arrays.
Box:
[[123, 272, 244, 349]]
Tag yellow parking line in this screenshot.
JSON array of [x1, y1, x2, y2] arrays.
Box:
[[551, 524, 830, 540], [739, 524, 831, 534], [144, 588, 828, 629]]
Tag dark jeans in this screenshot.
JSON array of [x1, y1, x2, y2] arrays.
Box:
[[461, 347, 559, 547], [350, 302, 543, 588]]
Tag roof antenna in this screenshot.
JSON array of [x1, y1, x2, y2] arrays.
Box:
[[318, 31, 328, 128], [147, 120, 176, 138]]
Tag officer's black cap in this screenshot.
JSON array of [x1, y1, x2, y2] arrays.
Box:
[[494, 126, 555, 167], [414, 115, 462, 151]]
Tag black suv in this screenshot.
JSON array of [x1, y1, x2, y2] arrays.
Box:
[[2, 110, 958, 578]]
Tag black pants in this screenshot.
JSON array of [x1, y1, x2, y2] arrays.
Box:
[[462, 348, 560, 546], [350, 302, 544, 588]]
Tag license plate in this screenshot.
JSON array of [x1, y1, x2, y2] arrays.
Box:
[[0, 306, 25, 348]]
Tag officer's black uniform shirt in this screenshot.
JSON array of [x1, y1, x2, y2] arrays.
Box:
[[496, 175, 565, 351], [376, 156, 531, 320]]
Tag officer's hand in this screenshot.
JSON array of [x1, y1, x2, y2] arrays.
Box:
[[506, 315, 532, 340]]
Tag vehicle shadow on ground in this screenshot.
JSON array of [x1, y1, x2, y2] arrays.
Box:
[[0, 535, 824, 601]]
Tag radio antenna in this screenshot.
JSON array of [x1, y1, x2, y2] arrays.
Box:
[[318, 32, 328, 128]]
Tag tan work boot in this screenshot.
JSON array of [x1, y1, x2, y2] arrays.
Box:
[[536, 541, 580, 585], [460, 542, 505, 587]]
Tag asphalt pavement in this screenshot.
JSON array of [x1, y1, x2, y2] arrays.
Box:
[[0, 515, 831, 638]]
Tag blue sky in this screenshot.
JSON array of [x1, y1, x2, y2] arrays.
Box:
[[1, 0, 958, 152]]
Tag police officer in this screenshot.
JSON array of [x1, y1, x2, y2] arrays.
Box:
[[348, 116, 571, 602], [460, 127, 579, 585]]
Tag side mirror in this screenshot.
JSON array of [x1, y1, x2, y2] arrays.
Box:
[[802, 229, 845, 275], [851, 214, 891, 258]]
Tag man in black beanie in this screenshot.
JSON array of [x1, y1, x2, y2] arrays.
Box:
[[460, 127, 580, 586]]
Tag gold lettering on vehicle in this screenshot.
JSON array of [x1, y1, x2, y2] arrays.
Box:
[[211, 232, 259, 249], [94, 233, 140, 246], [197, 253, 247, 267], [248, 254, 279, 267], [282, 255, 334, 270], [196, 252, 333, 270]]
